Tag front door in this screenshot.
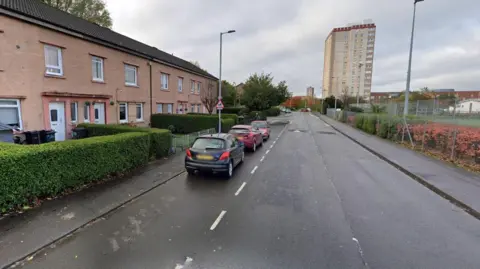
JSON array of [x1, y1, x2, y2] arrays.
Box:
[[94, 103, 105, 124], [49, 102, 65, 141]]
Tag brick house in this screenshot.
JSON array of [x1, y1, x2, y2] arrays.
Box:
[[0, 0, 217, 141]]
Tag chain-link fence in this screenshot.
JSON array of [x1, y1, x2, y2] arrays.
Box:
[[170, 128, 216, 154], [327, 97, 480, 170]]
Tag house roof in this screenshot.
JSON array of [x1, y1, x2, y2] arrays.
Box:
[[0, 0, 217, 80]]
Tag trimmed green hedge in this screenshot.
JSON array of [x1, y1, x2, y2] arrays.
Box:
[[0, 142, 18, 150], [222, 107, 244, 115], [77, 124, 171, 158], [264, 107, 281, 117], [151, 114, 235, 134], [0, 132, 150, 211]]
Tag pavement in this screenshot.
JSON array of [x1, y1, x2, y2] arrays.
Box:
[[3, 112, 480, 269], [316, 112, 480, 217]]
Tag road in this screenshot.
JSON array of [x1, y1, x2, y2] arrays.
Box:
[[18, 112, 480, 269]]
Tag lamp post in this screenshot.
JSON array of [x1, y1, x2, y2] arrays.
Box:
[[404, 0, 424, 116], [357, 63, 363, 107], [218, 30, 236, 134]]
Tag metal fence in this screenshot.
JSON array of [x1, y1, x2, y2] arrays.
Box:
[[170, 128, 216, 154], [327, 97, 480, 169]]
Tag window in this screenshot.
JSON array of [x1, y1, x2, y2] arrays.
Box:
[[191, 80, 195, 93], [196, 82, 201, 94], [119, 103, 128, 123], [197, 104, 201, 113], [161, 73, 169, 90], [136, 103, 143, 121], [178, 77, 183, 92], [178, 103, 183, 114], [0, 99, 22, 129], [124, 64, 137, 86], [50, 110, 58, 122], [156, 103, 163, 113], [191, 104, 195, 113], [167, 104, 173, 114], [70, 102, 78, 122], [84, 104, 90, 122], [44, 45, 63, 76], [92, 56, 104, 81]]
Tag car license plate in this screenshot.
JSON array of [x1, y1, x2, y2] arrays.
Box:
[[197, 155, 214, 160]]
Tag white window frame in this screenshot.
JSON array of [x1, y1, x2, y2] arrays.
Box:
[[161, 73, 169, 90], [91, 56, 104, 82], [196, 82, 201, 94], [0, 99, 22, 129], [197, 104, 201, 113], [136, 103, 143, 121], [191, 80, 195, 93], [84, 103, 90, 123], [167, 104, 173, 114], [191, 104, 195, 113], [119, 102, 128, 123], [70, 102, 78, 123], [156, 103, 163, 114], [44, 45, 63, 76], [178, 103, 183, 114], [124, 64, 137, 86], [178, 77, 183, 92]]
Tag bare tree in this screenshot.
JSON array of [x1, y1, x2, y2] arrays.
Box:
[[340, 86, 351, 109], [201, 81, 218, 114]]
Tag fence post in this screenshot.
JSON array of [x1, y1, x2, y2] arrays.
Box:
[[451, 127, 457, 160]]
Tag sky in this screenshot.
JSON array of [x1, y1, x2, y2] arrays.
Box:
[[104, 0, 480, 97]]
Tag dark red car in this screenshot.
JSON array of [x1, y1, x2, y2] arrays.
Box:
[[228, 125, 263, 152], [251, 121, 270, 141]]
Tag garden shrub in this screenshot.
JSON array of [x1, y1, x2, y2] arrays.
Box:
[[151, 114, 234, 134], [77, 123, 171, 158], [264, 107, 281, 117], [355, 114, 365, 129], [0, 132, 150, 212], [222, 107, 244, 115]]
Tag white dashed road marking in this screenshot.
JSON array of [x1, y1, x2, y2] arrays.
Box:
[[265, 149, 270, 154], [251, 166, 258, 174], [174, 257, 194, 269], [210, 210, 227, 231], [260, 156, 265, 162], [235, 182, 247, 196]]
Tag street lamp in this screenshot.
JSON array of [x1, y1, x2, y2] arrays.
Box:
[[218, 30, 236, 134], [404, 0, 424, 116]]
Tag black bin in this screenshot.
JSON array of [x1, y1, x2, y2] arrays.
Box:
[[40, 130, 56, 143], [24, 131, 41, 144], [72, 127, 88, 139]]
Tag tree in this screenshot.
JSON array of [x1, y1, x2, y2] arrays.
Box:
[[220, 81, 236, 107], [324, 95, 343, 109], [40, 0, 112, 28], [201, 80, 218, 114], [240, 73, 290, 111]]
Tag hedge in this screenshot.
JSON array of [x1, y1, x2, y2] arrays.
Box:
[[221, 107, 244, 115], [264, 107, 281, 117], [151, 114, 235, 134], [77, 123, 171, 158], [0, 142, 18, 150], [0, 132, 150, 212]]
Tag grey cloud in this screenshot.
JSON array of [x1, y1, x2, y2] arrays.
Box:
[[105, 0, 480, 96]]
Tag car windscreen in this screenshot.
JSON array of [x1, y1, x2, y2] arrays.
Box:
[[252, 122, 267, 128], [229, 128, 250, 134], [192, 138, 225, 150]]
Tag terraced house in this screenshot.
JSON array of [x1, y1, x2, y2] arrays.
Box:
[[0, 0, 217, 141]]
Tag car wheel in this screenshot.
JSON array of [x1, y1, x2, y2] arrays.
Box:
[[225, 161, 233, 178], [252, 141, 256, 152]]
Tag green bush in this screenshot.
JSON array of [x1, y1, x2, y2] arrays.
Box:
[[151, 114, 234, 134], [0, 132, 150, 212], [361, 115, 376, 134], [77, 124, 171, 158], [219, 113, 238, 124], [355, 114, 365, 129], [248, 111, 267, 120], [350, 107, 364, 113], [0, 142, 18, 150], [264, 107, 281, 117], [222, 107, 244, 115], [222, 118, 235, 132]]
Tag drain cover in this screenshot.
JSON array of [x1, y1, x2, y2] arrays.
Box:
[[317, 131, 336, 135]]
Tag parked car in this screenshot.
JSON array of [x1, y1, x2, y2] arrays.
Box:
[[228, 125, 263, 152], [185, 133, 244, 178], [251, 120, 270, 141]]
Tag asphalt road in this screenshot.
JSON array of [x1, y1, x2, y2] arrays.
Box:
[[18, 113, 480, 269]]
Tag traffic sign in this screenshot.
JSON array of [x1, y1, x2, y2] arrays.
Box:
[[216, 100, 224, 110]]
